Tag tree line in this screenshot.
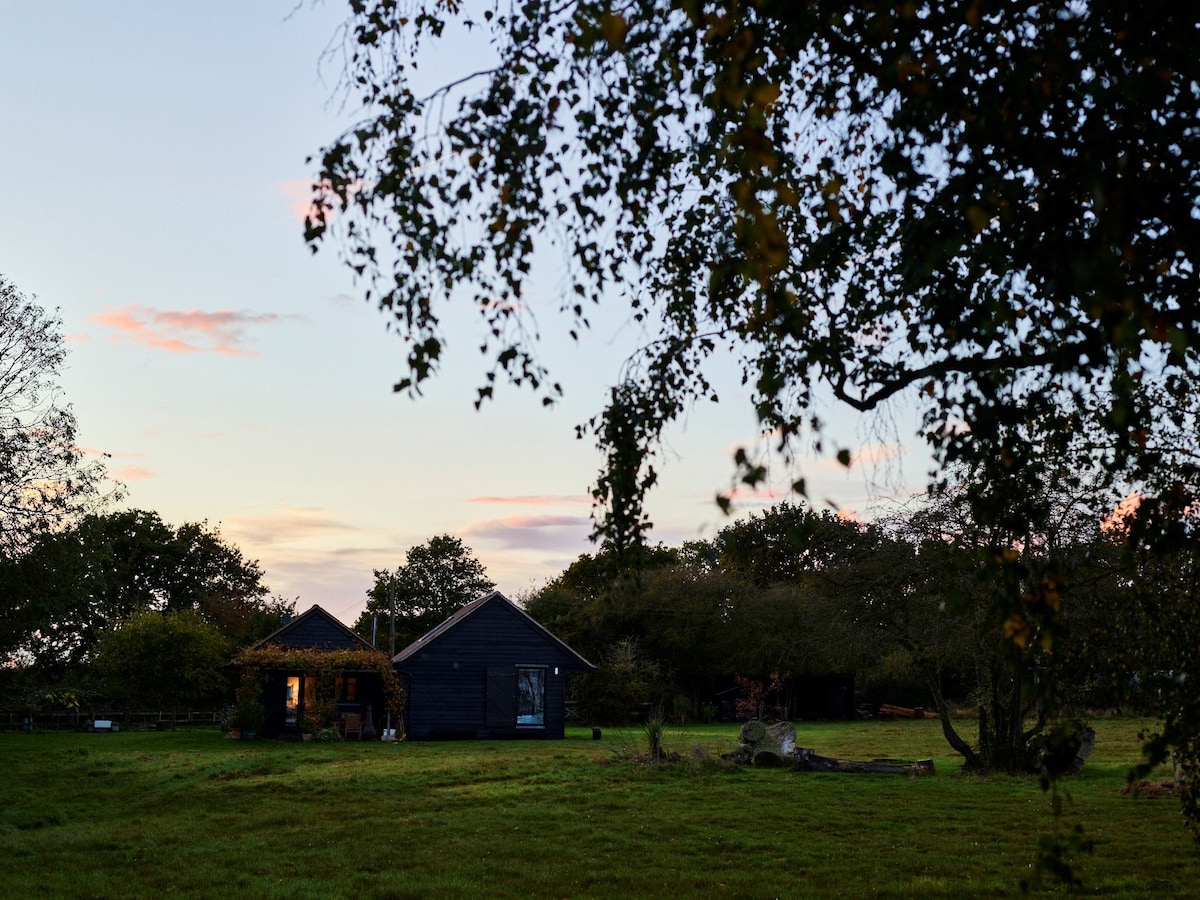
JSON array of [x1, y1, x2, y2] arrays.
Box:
[[522, 487, 1193, 776], [0, 276, 291, 719], [350, 486, 1194, 781]]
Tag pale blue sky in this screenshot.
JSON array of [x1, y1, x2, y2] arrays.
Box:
[[1, 1, 928, 625]]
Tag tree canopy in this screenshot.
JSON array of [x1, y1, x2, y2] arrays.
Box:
[[0, 275, 111, 556], [355, 534, 495, 652], [0, 510, 287, 674], [93, 609, 231, 714], [309, 1, 1200, 550]]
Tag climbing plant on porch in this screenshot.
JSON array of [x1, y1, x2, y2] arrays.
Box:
[[233, 645, 405, 733]]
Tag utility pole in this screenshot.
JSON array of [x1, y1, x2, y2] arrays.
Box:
[[389, 577, 396, 658], [385, 576, 398, 741]]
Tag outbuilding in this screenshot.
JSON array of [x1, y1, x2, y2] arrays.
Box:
[[234, 605, 400, 739], [394, 591, 595, 740]]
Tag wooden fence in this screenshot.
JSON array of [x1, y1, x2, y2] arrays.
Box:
[[4, 708, 224, 732]]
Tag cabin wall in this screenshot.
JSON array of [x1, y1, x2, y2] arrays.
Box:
[[399, 601, 582, 740], [276, 617, 365, 650]]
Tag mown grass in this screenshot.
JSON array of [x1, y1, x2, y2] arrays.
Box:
[[1, 718, 1196, 898]]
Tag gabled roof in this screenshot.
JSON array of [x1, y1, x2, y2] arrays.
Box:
[[393, 590, 595, 670], [250, 604, 376, 652]]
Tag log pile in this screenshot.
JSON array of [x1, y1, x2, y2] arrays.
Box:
[[877, 703, 933, 719]]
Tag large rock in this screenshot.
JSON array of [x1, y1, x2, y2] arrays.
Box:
[[735, 720, 796, 766]]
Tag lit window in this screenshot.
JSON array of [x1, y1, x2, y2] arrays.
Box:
[[285, 676, 300, 726]]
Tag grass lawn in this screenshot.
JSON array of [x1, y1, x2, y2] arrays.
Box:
[[1, 717, 1196, 898]]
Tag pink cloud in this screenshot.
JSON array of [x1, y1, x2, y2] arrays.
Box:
[[88, 305, 303, 356], [278, 178, 364, 223], [279, 179, 320, 221], [1101, 493, 1142, 534], [466, 494, 591, 506], [849, 442, 906, 467], [113, 465, 153, 481]]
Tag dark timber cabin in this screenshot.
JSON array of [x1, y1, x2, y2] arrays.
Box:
[[244, 605, 388, 739], [394, 591, 596, 740]]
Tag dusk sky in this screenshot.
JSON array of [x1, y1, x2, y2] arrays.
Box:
[[2, 1, 931, 626]]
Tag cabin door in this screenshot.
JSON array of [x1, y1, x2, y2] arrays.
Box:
[[284, 675, 301, 727]]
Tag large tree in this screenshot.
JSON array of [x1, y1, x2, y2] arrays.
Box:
[[356, 534, 495, 652], [0, 275, 110, 556], [308, 0, 1200, 830]]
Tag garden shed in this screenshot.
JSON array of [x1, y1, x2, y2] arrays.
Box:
[[233, 605, 401, 739], [394, 591, 595, 740]]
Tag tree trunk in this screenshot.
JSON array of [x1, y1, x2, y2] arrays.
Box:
[[924, 672, 981, 771]]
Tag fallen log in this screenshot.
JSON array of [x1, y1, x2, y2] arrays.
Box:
[[877, 703, 931, 719], [794, 748, 934, 775]]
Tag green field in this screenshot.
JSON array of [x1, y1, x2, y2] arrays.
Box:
[[1, 718, 1196, 897]]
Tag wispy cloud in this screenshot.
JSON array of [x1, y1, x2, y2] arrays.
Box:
[[278, 179, 365, 223], [76, 447, 151, 480], [718, 486, 786, 506], [463, 514, 591, 551], [849, 442, 907, 467], [113, 465, 153, 481], [77, 446, 144, 459], [328, 293, 359, 310], [467, 494, 591, 506], [89, 304, 303, 356], [222, 507, 362, 547]]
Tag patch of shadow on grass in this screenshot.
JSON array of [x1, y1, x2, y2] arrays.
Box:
[[207, 761, 299, 782], [7, 811, 66, 831]]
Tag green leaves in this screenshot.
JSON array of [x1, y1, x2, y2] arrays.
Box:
[[356, 534, 495, 651], [94, 610, 230, 711]]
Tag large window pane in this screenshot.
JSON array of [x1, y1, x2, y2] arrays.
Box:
[[517, 667, 545, 726]]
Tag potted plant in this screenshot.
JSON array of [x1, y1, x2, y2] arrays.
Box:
[[299, 715, 317, 741], [233, 700, 265, 740], [303, 694, 336, 737]]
